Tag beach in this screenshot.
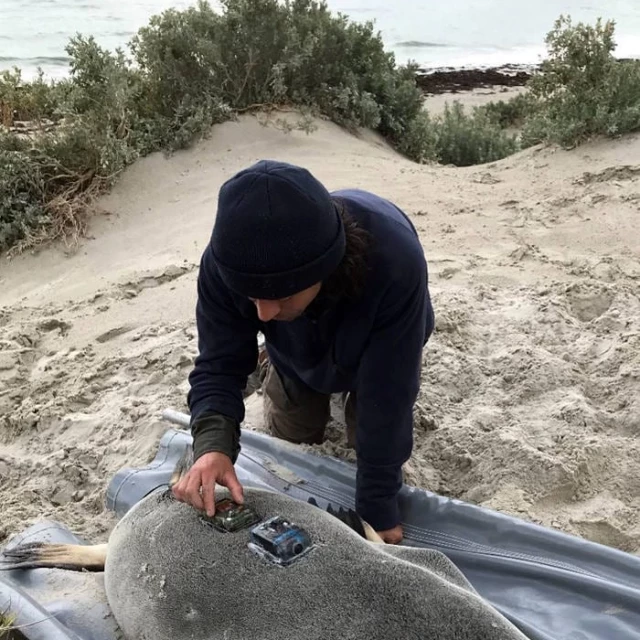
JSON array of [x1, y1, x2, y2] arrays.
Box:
[[1, 77, 639, 556]]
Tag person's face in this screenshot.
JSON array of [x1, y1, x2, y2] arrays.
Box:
[[249, 282, 322, 322]]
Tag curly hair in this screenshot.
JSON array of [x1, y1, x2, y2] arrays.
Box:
[[321, 197, 372, 302]]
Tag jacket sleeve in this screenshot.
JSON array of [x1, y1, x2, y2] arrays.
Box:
[[353, 263, 430, 532], [187, 246, 259, 462]]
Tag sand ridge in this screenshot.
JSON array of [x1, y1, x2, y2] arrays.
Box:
[[1, 105, 639, 554]]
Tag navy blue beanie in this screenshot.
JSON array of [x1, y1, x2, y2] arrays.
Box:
[[210, 160, 346, 300]]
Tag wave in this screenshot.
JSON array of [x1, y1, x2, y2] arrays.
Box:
[[395, 41, 451, 48], [0, 56, 71, 66]]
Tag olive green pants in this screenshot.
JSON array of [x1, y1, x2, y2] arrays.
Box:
[[261, 362, 357, 448]]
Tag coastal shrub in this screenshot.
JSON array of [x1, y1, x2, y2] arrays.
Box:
[[396, 103, 519, 167], [0, 127, 115, 252], [129, 0, 424, 137], [433, 102, 520, 166], [521, 16, 640, 147], [0, 147, 48, 251], [0, 37, 145, 252], [395, 110, 438, 164], [0, 68, 66, 126], [479, 91, 538, 129]]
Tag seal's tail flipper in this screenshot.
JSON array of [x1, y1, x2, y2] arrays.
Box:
[[0, 542, 108, 572], [169, 444, 194, 489], [360, 520, 385, 544], [307, 498, 385, 544]]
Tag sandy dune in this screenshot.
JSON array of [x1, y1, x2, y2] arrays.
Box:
[[1, 107, 639, 554]]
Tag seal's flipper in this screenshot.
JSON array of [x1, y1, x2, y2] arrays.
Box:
[[360, 521, 385, 544], [169, 444, 194, 489], [0, 542, 108, 572], [307, 498, 384, 544]]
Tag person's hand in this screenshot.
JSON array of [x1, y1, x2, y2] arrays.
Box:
[[171, 451, 244, 517], [376, 524, 403, 544]]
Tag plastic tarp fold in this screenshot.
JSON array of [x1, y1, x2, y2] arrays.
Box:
[[1, 409, 639, 640]]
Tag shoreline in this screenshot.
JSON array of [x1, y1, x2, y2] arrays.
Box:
[[6, 56, 638, 98]]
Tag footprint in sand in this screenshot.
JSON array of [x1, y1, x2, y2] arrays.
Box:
[[577, 165, 640, 185], [95, 325, 136, 343], [0, 353, 16, 371], [117, 263, 196, 298], [564, 283, 614, 322], [37, 318, 72, 335]]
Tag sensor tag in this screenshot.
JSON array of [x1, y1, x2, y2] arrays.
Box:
[[202, 499, 261, 533], [248, 516, 314, 566]]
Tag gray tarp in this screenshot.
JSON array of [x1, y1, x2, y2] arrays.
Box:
[[2, 408, 639, 640]]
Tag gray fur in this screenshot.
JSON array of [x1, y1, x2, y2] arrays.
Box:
[[105, 486, 528, 640]]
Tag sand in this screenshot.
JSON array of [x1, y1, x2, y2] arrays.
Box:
[[1, 93, 639, 556], [422, 85, 528, 116]]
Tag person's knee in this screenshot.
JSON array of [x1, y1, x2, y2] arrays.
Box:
[[262, 364, 329, 445]]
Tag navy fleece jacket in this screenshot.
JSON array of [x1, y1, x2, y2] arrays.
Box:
[[187, 188, 435, 531]]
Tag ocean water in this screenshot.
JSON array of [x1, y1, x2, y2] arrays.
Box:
[[1, 0, 639, 79]]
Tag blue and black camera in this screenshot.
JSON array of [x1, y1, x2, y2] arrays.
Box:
[[248, 515, 314, 566]]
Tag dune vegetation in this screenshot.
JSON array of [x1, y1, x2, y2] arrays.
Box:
[[1, 0, 639, 255], [0, 608, 25, 640]]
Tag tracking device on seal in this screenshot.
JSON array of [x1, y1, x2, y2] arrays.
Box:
[[248, 515, 314, 566], [202, 499, 261, 533]]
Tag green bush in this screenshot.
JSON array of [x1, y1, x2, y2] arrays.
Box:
[[479, 91, 538, 129], [434, 102, 520, 166], [521, 15, 640, 147], [395, 110, 438, 164], [0, 146, 48, 250], [396, 102, 520, 167], [129, 0, 424, 137], [0, 67, 66, 126]]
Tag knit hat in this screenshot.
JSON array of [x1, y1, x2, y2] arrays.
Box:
[[210, 160, 346, 300]]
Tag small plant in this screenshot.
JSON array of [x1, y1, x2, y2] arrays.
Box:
[[0, 607, 17, 640], [0, 603, 41, 639]]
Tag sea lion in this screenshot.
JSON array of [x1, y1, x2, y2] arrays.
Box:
[[1, 448, 528, 640]]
